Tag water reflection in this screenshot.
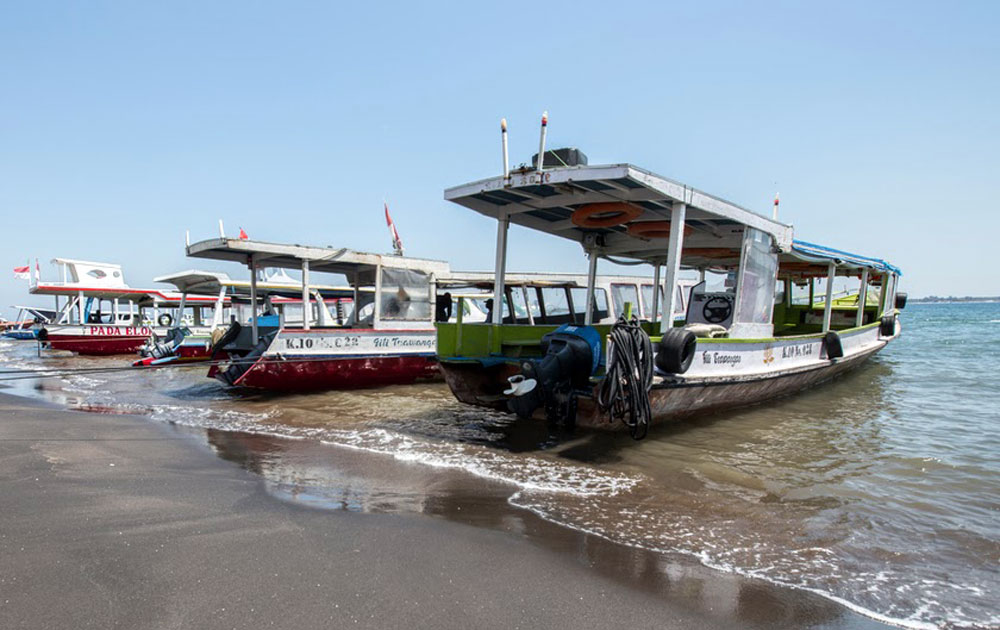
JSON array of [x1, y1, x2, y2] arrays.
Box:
[[201, 427, 877, 629]]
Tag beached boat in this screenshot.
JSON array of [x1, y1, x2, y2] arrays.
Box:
[[436, 118, 905, 438], [182, 239, 450, 390], [181, 237, 682, 392], [1, 305, 57, 340], [30, 259, 221, 356], [134, 269, 354, 366]]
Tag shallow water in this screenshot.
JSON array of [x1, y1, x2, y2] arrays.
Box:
[[1, 302, 997, 629]]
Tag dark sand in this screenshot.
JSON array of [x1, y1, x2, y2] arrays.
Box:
[[0, 392, 890, 629]]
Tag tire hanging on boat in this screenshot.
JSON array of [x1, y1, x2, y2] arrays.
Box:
[[596, 317, 654, 440], [158, 313, 173, 327], [655, 329, 697, 374], [879, 314, 896, 337], [823, 331, 844, 360]]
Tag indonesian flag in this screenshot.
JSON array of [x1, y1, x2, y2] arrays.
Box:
[[384, 203, 403, 255], [13, 265, 29, 280], [238, 227, 249, 240]]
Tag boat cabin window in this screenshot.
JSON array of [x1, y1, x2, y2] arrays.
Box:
[[569, 287, 608, 323], [612, 284, 640, 318], [790, 281, 811, 305], [540, 287, 571, 320], [731, 228, 778, 337], [379, 268, 431, 322], [640, 284, 660, 319]]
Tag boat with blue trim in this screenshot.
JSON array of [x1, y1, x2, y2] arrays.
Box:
[[436, 116, 905, 438]]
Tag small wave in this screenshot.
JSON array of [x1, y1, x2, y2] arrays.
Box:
[[320, 428, 642, 497]]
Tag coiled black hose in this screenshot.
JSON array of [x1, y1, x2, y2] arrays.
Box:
[[596, 316, 654, 440]]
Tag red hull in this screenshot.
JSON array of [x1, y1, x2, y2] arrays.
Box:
[[233, 355, 440, 391], [47, 334, 148, 356]]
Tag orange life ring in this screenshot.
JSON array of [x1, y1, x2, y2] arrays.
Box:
[[626, 221, 693, 239], [570, 202, 643, 228]]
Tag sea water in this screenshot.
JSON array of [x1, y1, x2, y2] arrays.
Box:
[[1, 302, 996, 629]]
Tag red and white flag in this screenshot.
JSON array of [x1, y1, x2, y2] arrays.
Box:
[[238, 227, 249, 240], [13, 265, 29, 280], [384, 203, 404, 255]]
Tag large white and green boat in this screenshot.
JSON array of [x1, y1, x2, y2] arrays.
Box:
[[436, 118, 905, 438]]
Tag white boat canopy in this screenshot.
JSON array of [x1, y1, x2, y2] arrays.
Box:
[[186, 238, 450, 276], [445, 163, 793, 265], [155, 269, 353, 299]]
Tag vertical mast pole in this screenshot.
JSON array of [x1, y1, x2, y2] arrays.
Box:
[[856, 268, 869, 327], [584, 251, 598, 325], [651, 264, 661, 323], [822, 262, 836, 332], [659, 203, 687, 333], [249, 254, 258, 341], [301, 260, 311, 330], [491, 211, 509, 326]]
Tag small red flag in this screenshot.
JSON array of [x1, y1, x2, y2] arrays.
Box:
[[239, 227, 248, 240], [384, 203, 403, 255]]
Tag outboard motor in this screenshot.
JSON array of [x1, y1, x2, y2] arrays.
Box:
[[140, 327, 189, 360], [505, 324, 601, 426]]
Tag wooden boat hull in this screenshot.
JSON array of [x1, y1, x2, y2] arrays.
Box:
[[40, 325, 156, 356], [40, 325, 212, 357], [440, 322, 896, 430], [231, 354, 440, 391], [215, 327, 441, 392]]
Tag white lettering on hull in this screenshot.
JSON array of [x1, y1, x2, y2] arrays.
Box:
[[267, 329, 436, 357]]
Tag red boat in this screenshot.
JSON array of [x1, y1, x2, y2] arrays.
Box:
[[29, 258, 221, 356]]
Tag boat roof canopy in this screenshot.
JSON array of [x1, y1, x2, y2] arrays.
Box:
[[186, 238, 451, 277], [155, 269, 354, 299], [444, 163, 794, 265], [785, 240, 902, 276], [442, 271, 698, 290], [29, 283, 218, 304]]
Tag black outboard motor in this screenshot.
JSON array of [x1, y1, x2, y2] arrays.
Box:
[[506, 324, 601, 426]]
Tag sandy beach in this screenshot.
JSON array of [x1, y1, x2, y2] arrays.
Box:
[[0, 390, 893, 630]]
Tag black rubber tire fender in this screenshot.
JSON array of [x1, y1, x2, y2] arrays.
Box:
[[655, 328, 697, 374], [823, 331, 844, 360], [157, 313, 173, 327], [894, 292, 907, 309], [36, 328, 48, 341], [879, 314, 896, 337]]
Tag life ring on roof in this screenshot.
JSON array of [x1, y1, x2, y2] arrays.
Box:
[[626, 221, 693, 239], [571, 202, 643, 228]]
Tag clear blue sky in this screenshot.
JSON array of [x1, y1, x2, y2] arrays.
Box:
[[2, 1, 997, 314]]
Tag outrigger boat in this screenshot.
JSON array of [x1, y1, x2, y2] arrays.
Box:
[[30, 259, 221, 356], [1, 305, 57, 340], [436, 117, 905, 438]]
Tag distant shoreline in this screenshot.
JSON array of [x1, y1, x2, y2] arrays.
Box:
[[911, 298, 999, 304]]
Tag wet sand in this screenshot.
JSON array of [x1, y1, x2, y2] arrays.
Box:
[[0, 391, 889, 629]]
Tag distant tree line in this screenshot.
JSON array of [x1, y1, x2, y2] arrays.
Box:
[[912, 296, 1000, 303]]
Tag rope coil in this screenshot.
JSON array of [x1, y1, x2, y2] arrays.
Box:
[[596, 316, 654, 440]]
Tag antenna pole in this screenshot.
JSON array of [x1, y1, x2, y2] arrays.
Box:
[[536, 111, 548, 173], [501, 118, 509, 180]]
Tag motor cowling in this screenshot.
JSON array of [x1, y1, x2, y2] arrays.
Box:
[[506, 324, 601, 426]]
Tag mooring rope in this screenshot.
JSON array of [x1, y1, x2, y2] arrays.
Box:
[[596, 316, 654, 440]]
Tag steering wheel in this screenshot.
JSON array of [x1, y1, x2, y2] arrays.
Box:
[[702, 296, 733, 324]]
